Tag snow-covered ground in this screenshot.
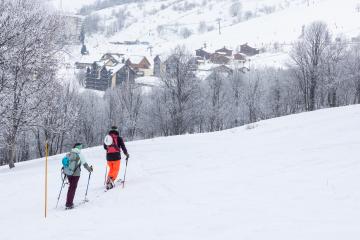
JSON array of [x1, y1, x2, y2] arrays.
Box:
[[1, 105, 360, 239], [67, 0, 360, 70]]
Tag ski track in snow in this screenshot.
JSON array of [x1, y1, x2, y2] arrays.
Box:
[[1, 105, 360, 239]]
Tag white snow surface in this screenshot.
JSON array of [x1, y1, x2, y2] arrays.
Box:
[[1, 105, 360, 239], [72, 0, 360, 70]]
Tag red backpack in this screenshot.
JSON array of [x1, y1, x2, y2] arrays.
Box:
[[107, 133, 120, 153]]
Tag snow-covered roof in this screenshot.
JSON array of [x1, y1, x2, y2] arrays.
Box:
[[127, 55, 146, 65], [101, 53, 125, 63], [215, 51, 228, 56], [112, 54, 125, 63], [107, 64, 125, 75], [95, 60, 108, 67]]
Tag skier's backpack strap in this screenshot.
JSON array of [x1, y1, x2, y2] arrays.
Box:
[[107, 134, 120, 154]]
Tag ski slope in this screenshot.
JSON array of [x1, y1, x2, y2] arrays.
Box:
[[1, 105, 360, 239]]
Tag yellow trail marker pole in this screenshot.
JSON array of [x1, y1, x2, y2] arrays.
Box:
[[45, 142, 48, 218]]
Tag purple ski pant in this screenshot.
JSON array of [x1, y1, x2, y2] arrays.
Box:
[[66, 175, 80, 207]]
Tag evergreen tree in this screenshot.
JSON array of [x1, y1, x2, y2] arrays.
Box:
[[81, 44, 88, 55]]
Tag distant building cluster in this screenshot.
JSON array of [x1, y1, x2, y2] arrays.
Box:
[[195, 43, 260, 65], [153, 43, 259, 82], [75, 53, 151, 91], [75, 43, 260, 91]]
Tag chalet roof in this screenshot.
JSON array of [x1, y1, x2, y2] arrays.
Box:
[[196, 48, 210, 53], [216, 51, 227, 56], [109, 63, 136, 76], [240, 43, 258, 50], [107, 64, 125, 76], [154, 55, 161, 62], [210, 53, 231, 62], [101, 53, 125, 63], [127, 55, 150, 65], [234, 52, 247, 59], [216, 46, 232, 52]]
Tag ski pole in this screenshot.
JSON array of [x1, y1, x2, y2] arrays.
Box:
[[56, 164, 79, 208], [104, 163, 107, 185], [84, 172, 91, 202], [56, 173, 66, 208], [122, 157, 129, 188]]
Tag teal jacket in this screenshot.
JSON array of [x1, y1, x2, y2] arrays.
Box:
[[67, 148, 92, 177]]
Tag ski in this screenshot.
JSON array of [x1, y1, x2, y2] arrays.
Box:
[[64, 199, 89, 210], [104, 179, 124, 192]]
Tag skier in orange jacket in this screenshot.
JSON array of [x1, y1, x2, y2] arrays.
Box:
[[104, 126, 129, 190]]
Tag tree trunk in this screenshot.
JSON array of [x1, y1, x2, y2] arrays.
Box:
[[309, 78, 316, 111], [355, 80, 360, 104], [328, 90, 337, 107], [8, 142, 16, 169]]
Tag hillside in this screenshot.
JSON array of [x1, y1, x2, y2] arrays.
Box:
[[1, 105, 360, 239], [47, 0, 97, 12], [67, 0, 360, 69]]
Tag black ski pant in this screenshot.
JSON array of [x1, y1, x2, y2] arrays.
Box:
[[66, 175, 80, 207]]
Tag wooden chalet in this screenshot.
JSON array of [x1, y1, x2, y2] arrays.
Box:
[[163, 54, 198, 76], [109, 63, 136, 87], [100, 53, 126, 66], [126, 56, 152, 76], [195, 48, 211, 60], [233, 53, 246, 61], [240, 43, 259, 56], [209, 53, 231, 65], [85, 62, 111, 91], [215, 46, 233, 57], [85, 61, 136, 91]]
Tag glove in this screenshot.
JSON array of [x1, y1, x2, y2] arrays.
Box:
[[89, 165, 93, 172], [125, 153, 130, 160]]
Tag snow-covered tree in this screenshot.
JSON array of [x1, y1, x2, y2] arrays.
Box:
[[290, 21, 331, 111], [0, 0, 64, 168], [202, 69, 231, 131], [114, 81, 143, 140], [346, 43, 360, 104], [160, 46, 201, 135], [33, 83, 81, 157]]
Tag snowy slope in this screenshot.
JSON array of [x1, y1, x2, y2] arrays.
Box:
[[1, 105, 360, 239], [71, 0, 360, 69]]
